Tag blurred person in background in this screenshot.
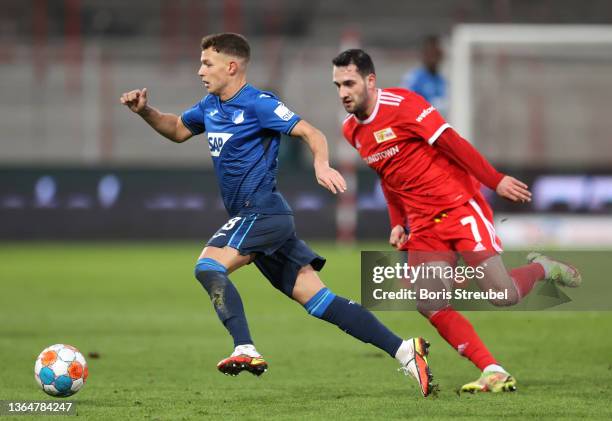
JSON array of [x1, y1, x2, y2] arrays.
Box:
[[401, 35, 448, 117]]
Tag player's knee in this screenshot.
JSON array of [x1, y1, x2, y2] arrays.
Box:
[[194, 258, 228, 295], [303, 287, 336, 318]]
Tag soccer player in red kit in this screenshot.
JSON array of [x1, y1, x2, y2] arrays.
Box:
[[332, 49, 582, 393]]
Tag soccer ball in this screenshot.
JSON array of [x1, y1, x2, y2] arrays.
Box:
[[34, 344, 88, 397]]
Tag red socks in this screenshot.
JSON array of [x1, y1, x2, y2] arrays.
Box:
[[429, 307, 497, 371], [427, 265, 545, 371], [510, 263, 545, 298]]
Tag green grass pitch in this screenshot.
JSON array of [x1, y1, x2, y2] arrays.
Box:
[[1, 242, 611, 420]]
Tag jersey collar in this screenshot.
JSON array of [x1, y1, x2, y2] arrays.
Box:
[[222, 83, 250, 103], [356, 89, 381, 125]]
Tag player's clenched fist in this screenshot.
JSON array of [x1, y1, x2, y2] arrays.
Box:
[[389, 225, 408, 250], [120, 88, 148, 114]]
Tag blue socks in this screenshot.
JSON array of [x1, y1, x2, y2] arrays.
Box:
[[304, 288, 403, 357], [195, 258, 253, 347], [195, 259, 402, 358]]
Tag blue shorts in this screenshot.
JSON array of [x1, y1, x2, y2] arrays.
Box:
[[207, 213, 326, 296]]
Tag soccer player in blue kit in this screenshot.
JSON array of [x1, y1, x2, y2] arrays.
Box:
[[120, 33, 434, 397]]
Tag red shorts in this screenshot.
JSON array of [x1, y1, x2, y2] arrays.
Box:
[[404, 192, 503, 267]]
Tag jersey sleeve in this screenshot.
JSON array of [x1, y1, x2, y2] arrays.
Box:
[[253, 95, 302, 135], [402, 93, 449, 145], [180, 100, 206, 135], [434, 128, 505, 190], [341, 117, 356, 148], [380, 180, 406, 230]]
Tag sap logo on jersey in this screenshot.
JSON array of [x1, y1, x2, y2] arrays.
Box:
[[373, 127, 397, 143], [207, 132, 233, 157], [274, 102, 295, 121]]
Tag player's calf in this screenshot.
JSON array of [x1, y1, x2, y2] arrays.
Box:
[[302, 287, 435, 397], [194, 258, 254, 348], [302, 287, 403, 357], [474, 255, 522, 306]]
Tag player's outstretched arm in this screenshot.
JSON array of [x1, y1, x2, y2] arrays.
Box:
[[120, 88, 193, 143], [290, 120, 347, 194], [434, 128, 531, 203]]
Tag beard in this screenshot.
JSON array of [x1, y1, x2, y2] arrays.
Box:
[[351, 95, 370, 119]]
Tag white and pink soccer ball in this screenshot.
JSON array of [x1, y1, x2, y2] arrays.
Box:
[[34, 344, 88, 397]]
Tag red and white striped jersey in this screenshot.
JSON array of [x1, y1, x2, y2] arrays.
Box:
[[342, 88, 479, 232]]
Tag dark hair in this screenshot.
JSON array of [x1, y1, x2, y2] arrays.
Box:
[[332, 49, 375, 77], [200, 33, 250, 61], [422, 34, 440, 48]]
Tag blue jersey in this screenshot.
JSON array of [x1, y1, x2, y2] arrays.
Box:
[[401, 67, 448, 116], [181, 84, 301, 217]]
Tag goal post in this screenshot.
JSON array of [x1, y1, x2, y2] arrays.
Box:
[[449, 24, 612, 154], [450, 24, 612, 248]]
